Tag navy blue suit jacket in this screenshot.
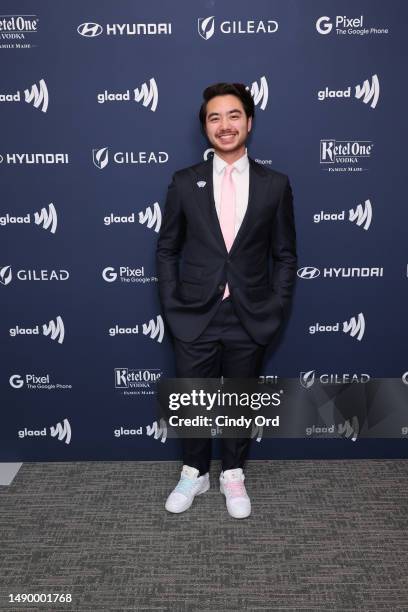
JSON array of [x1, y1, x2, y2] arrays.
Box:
[[156, 156, 297, 345]]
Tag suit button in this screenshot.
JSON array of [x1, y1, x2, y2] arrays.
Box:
[[218, 284, 225, 292]]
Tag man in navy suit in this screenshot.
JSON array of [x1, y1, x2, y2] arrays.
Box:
[[156, 83, 297, 518]]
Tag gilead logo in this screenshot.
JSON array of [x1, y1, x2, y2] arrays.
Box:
[[198, 17, 278, 40], [0, 266, 69, 285]]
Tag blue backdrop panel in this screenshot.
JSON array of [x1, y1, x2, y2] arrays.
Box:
[[1, 0, 407, 460]]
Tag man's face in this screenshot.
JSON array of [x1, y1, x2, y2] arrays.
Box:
[[204, 94, 252, 156]]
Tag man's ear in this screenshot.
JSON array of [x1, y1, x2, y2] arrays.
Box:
[[247, 116, 253, 133]]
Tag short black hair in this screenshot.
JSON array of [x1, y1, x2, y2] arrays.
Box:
[[199, 82, 255, 129]]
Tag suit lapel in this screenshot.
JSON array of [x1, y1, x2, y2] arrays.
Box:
[[193, 158, 227, 253], [229, 157, 268, 256], [193, 155, 268, 255]]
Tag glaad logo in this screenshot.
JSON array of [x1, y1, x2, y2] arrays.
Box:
[[0, 203, 58, 233], [246, 76, 268, 110], [104, 202, 162, 233], [24, 79, 49, 112], [198, 16, 278, 40], [109, 315, 164, 343], [355, 75, 380, 109], [92, 147, 168, 169], [77, 21, 172, 37], [318, 75, 380, 109], [305, 418, 359, 441], [50, 418, 71, 444], [138, 203, 161, 232], [300, 370, 370, 388], [309, 312, 366, 341], [9, 373, 72, 391], [343, 313, 365, 341], [298, 266, 383, 279], [313, 199, 372, 231], [9, 316, 65, 344], [143, 316, 164, 343], [102, 266, 157, 284], [0, 266, 69, 285], [146, 419, 167, 443], [338, 416, 359, 442], [18, 418, 71, 444], [97, 78, 158, 112], [315, 15, 389, 36], [34, 203, 58, 233], [0, 79, 48, 112]]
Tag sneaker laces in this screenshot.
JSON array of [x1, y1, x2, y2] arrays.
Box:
[[224, 480, 246, 498], [175, 475, 197, 496]]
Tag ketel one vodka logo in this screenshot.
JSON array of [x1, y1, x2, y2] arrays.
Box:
[[18, 418, 71, 444], [309, 313, 366, 341], [313, 199, 372, 231], [104, 202, 162, 233], [114, 368, 162, 395], [320, 139, 374, 171], [92, 147, 168, 169], [9, 316, 65, 344], [317, 74, 380, 109], [0, 203, 58, 233], [0, 78, 48, 112], [97, 78, 158, 112], [198, 16, 278, 40], [0, 266, 69, 285]]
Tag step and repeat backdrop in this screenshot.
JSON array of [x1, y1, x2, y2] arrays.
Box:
[[1, 1, 407, 461]]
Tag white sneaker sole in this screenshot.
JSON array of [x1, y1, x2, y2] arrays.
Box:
[[165, 479, 210, 514], [220, 482, 251, 519]]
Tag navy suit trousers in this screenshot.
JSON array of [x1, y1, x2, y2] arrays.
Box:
[[172, 297, 266, 475]]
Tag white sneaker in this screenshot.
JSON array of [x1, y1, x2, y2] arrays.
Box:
[[165, 465, 210, 513], [220, 468, 251, 519]]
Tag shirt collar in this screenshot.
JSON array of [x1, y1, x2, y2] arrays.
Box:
[[213, 150, 249, 175]]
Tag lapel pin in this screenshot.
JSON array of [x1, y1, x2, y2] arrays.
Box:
[[196, 180, 206, 188]]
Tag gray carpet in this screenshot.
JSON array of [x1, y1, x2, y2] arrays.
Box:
[[1, 460, 408, 611]]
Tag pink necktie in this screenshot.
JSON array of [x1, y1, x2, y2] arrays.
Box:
[[219, 164, 235, 299]]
